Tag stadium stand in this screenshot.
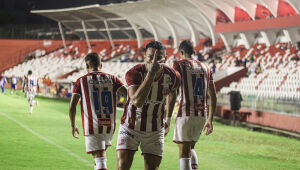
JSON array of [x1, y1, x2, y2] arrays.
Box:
[[220, 43, 300, 100]]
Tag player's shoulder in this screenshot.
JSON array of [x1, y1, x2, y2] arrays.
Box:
[[163, 65, 180, 77], [129, 64, 145, 72], [126, 64, 146, 76], [176, 58, 192, 66], [97, 71, 118, 80]]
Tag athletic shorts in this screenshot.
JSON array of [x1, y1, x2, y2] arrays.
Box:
[[116, 125, 164, 157], [11, 84, 16, 89], [26, 91, 36, 100], [85, 133, 113, 154], [173, 116, 206, 143]]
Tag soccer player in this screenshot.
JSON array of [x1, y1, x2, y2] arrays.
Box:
[[0, 73, 7, 94], [170, 40, 217, 170], [116, 41, 181, 170], [11, 75, 18, 95], [69, 52, 127, 170], [24, 70, 39, 114]]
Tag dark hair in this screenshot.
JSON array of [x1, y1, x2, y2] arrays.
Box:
[[145, 41, 165, 51], [28, 70, 32, 75], [85, 52, 101, 68], [179, 40, 194, 56]]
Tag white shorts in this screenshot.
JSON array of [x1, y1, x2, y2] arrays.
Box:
[[116, 125, 164, 157], [26, 91, 36, 100], [85, 134, 113, 154], [173, 116, 206, 143]]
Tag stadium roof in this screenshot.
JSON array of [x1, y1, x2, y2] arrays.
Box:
[[31, 0, 300, 48]]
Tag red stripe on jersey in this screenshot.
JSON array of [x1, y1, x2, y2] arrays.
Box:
[[82, 76, 94, 135], [129, 106, 137, 129], [141, 88, 152, 131], [140, 104, 149, 131], [177, 62, 184, 117], [191, 73, 198, 116], [182, 63, 190, 116]]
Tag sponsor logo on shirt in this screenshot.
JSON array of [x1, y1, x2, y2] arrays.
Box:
[[99, 118, 112, 126]]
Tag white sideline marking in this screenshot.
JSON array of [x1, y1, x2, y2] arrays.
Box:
[[0, 112, 92, 167]]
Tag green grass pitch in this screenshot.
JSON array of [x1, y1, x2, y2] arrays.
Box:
[[0, 90, 299, 170]]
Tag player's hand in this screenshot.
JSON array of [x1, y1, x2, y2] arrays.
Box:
[[72, 125, 80, 139], [149, 50, 163, 77], [164, 117, 171, 136], [203, 120, 213, 135]]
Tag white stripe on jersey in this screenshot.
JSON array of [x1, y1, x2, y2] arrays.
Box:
[[186, 63, 194, 117], [86, 75, 100, 135], [80, 78, 90, 135], [145, 82, 158, 132]]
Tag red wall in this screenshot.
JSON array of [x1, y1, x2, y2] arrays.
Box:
[[215, 14, 300, 33], [218, 106, 300, 133]]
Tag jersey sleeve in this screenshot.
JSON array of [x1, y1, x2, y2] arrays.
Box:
[[72, 78, 81, 95], [173, 61, 182, 75], [113, 76, 124, 92], [125, 67, 143, 87]]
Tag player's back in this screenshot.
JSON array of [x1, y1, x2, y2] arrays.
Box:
[[12, 77, 17, 84], [73, 71, 123, 135], [173, 58, 213, 117], [26, 75, 38, 92]]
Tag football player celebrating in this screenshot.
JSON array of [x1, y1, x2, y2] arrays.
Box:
[[116, 41, 181, 170], [69, 53, 127, 170]]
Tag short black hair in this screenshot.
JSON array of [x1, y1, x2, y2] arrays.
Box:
[[145, 41, 165, 51], [179, 40, 194, 56], [85, 52, 101, 68], [28, 70, 32, 75]]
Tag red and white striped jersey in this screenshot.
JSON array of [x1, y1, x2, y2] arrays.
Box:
[[73, 71, 124, 136], [25, 75, 38, 92], [173, 58, 213, 117], [121, 64, 181, 132]]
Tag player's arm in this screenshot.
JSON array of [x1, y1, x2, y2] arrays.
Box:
[[128, 74, 154, 107], [69, 93, 81, 139], [130, 51, 161, 107], [208, 81, 217, 121], [203, 80, 217, 136]]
